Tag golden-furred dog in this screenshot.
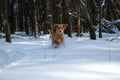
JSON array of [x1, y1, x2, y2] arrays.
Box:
[[48, 24, 68, 47]]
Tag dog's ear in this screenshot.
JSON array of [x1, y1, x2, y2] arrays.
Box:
[[53, 24, 59, 29], [63, 24, 68, 29]]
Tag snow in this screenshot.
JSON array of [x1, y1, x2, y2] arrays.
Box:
[[0, 33, 120, 80], [102, 0, 105, 6], [112, 19, 120, 24], [102, 18, 119, 33]]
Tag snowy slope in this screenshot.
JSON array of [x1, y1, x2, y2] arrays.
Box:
[[0, 33, 120, 80]]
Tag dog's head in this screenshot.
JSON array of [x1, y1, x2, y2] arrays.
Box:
[[53, 24, 68, 34]]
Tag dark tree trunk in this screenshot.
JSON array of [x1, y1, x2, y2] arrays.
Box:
[[35, 0, 41, 34], [5, 23, 11, 43], [98, 0, 102, 38], [30, 0, 37, 38], [8, 0, 16, 34], [18, 0, 24, 31], [104, 0, 112, 20], [89, 27, 96, 40], [77, 0, 81, 37], [24, 1, 31, 35], [51, 0, 60, 24], [2, 0, 11, 43], [37, 0, 42, 34], [62, 0, 72, 37], [81, 0, 96, 40]]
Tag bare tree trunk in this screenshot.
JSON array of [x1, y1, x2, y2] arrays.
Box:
[[24, 1, 31, 35], [63, 0, 72, 37], [3, 0, 11, 43], [37, 0, 42, 34], [81, 0, 96, 40], [8, 0, 16, 34], [0, 1, 2, 33], [40, 0, 48, 34], [104, 0, 112, 20], [51, 0, 60, 24], [18, 0, 24, 32], [77, 0, 81, 37], [35, 0, 41, 34], [98, 0, 102, 38], [30, 0, 37, 38]]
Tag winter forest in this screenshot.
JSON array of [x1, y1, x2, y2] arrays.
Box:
[[0, 0, 120, 42], [0, 0, 120, 80]]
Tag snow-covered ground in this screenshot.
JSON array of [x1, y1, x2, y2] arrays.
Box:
[[0, 33, 120, 80]]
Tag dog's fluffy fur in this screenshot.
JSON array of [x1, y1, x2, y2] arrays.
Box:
[[48, 24, 68, 47]]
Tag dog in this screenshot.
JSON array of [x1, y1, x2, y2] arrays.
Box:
[[48, 24, 68, 47]]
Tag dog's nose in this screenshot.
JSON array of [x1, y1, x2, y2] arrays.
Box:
[[59, 31, 63, 34]]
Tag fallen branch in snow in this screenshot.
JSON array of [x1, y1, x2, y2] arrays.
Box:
[[106, 32, 120, 41]]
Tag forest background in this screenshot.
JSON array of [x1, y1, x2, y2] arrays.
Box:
[[0, 0, 120, 43]]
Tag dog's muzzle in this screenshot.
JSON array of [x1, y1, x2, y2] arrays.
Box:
[[58, 31, 64, 34]]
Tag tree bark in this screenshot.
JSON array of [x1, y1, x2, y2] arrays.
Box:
[[98, 0, 102, 38], [81, 0, 96, 40], [62, 0, 72, 37], [77, 0, 81, 37], [3, 0, 11, 43], [18, 0, 24, 31], [30, 0, 37, 38], [8, 0, 16, 34]]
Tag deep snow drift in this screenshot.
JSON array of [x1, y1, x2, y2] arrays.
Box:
[[0, 33, 120, 80]]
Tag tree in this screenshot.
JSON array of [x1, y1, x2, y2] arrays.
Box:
[[2, 0, 11, 43], [18, 0, 24, 32], [62, 0, 72, 37], [8, 0, 16, 34], [24, 1, 30, 35], [0, 0, 119, 41], [103, 0, 120, 21], [76, 0, 81, 37], [81, 0, 96, 40], [29, 0, 37, 38], [98, 0, 102, 38]]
